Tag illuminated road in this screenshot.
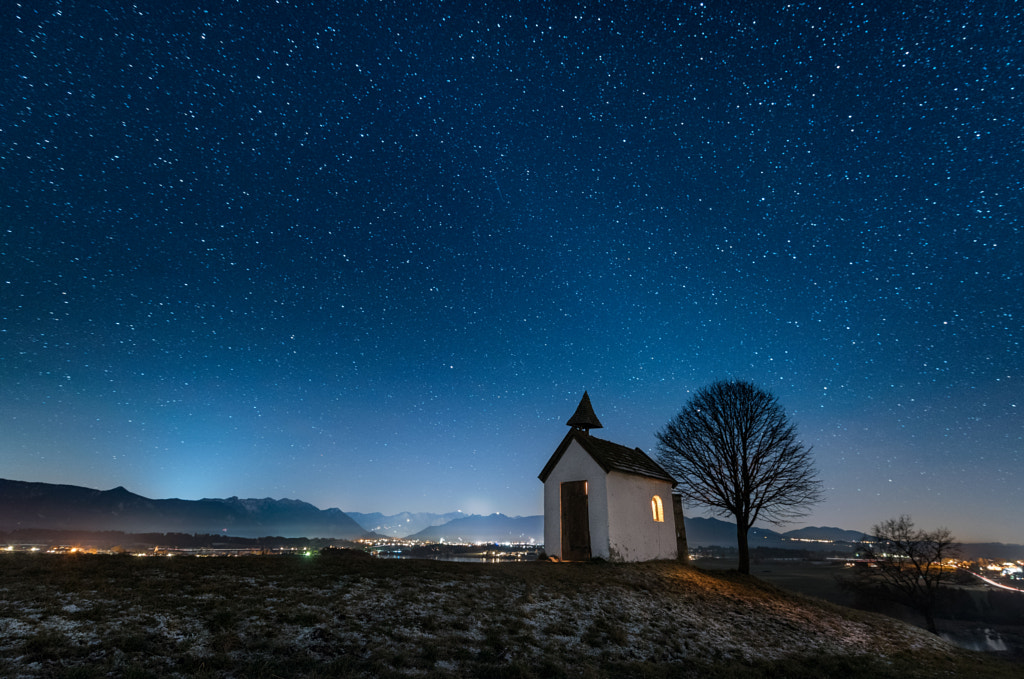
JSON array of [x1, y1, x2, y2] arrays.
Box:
[[958, 567, 1024, 593]]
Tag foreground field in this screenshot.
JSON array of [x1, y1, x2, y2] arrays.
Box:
[[0, 553, 1018, 678]]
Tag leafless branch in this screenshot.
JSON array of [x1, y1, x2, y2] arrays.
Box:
[[656, 380, 823, 574]]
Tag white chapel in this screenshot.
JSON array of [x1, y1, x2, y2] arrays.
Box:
[[538, 393, 686, 562]]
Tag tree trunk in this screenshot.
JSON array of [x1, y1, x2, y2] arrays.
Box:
[[671, 494, 689, 563], [737, 521, 750, 574]]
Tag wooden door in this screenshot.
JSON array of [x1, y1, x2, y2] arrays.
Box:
[[560, 480, 591, 561]]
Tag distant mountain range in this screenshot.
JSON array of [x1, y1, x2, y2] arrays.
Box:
[[781, 525, 869, 543], [3, 479, 1020, 558], [345, 511, 468, 537], [682, 517, 866, 550], [0, 478, 853, 547], [673, 518, 1024, 560], [0, 479, 541, 544], [0, 479, 367, 540], [405, 513, 543, 543], [344, 511, 859, 547], [345, 510, 542, 542]]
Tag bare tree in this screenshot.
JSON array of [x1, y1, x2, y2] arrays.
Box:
[[851, 515, 959, 634], [656, 380, 823, 574]]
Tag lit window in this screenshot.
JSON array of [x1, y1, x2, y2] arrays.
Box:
[[651, 495, 664, 522]]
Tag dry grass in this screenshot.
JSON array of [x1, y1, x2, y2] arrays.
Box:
[[0, 552, 1017, 678]]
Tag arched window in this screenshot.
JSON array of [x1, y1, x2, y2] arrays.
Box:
[[651, 495, 664, 522]]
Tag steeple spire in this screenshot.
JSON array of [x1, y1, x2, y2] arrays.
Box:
[[566, 391, 603, 434]]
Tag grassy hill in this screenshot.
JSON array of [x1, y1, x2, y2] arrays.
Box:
[[0, 553, 1017, 678]]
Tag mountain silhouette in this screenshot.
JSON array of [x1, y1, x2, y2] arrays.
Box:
[[346, 510, 468, 537], [0, 479, 368, 539], [405, 513, 543, 543]]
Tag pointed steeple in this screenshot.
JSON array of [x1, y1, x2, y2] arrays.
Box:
[[566, 391, 603, 433]]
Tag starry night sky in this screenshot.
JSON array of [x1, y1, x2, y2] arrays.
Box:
[[3, 1, 1021, 542]]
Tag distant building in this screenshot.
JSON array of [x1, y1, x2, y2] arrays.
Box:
[[538, 393, 685, 562]]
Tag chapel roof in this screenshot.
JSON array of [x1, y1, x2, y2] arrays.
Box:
[[538, 428, 677, 485]]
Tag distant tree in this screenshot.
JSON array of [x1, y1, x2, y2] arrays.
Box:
[[849, 515, 959, 634], [656, 380, 823, 574]]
